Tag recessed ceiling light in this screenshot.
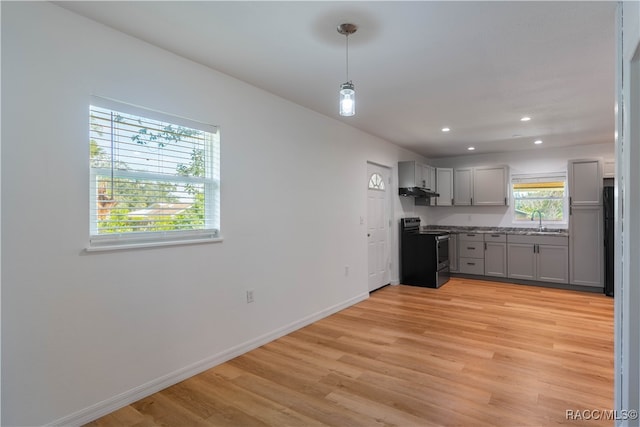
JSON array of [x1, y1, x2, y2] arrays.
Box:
[[441, 127, 450, 132], [468, 146, 475, 151], [534, 140, 543, 145], [521, 116, 531, 122]]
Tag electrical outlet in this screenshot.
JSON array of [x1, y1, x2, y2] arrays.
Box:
[[246, 289, 255, 303]]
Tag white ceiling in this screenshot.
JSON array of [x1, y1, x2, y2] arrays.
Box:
[[57, 1, 617, 158]]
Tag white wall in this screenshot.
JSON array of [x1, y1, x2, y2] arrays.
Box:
[[616, 2, 640, 424], [0, 3, 424, 425], [423, 143, 614, 228]]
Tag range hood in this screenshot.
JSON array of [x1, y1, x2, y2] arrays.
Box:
[[398, 187, 439, 198]]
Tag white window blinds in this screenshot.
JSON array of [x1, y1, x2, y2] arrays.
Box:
[[89, 99, 220, 248]]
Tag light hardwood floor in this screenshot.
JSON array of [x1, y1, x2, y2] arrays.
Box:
[[86, 278, 614, 426]]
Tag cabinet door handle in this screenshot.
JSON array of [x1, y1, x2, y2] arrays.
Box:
[[451, 198, 454, 206], [471, 197, 473, 205], [504, 197, 507, 205], [484, 242, 487, 250]]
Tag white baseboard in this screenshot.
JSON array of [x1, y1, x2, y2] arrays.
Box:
[[48, 291, 369, 427]]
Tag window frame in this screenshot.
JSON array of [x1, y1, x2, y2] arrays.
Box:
[[87, 96, 221, 251], [510, 172, 568, 226]]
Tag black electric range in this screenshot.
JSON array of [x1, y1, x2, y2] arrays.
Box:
[[400, 218, 450, 288]]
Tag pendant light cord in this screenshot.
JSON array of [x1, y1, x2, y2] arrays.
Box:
[[345, 34, 350, 82]]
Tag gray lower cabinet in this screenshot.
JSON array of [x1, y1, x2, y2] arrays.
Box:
[[537, 244, 569, 283], [484, 236, 507, 277], [450, 231, 569, 286], [459, 233, 484, 275], [449, 233, 458, 272], [507, 235, 569, 284], [459, 257, 484, 275], [568, 159, 603, 288], [507, 243, 536, 280], [569, 206, 603, 287]]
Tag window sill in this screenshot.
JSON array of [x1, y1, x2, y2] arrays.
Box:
[[85, 235, 223, 253]]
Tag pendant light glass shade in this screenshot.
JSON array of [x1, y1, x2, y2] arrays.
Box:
[[339, 82, 355, 117]]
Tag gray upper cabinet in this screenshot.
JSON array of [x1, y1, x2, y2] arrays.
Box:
[[453, 166, 509, 206], [568, 160, 602, 205], [398, 161, 423, 188], [453, 168, 473, 205], [435, 168, 454, 206], [603, 160, 615, 178], [424, 165, 436, 192], [473, 166, 509, 206], [398, 161, 435, 191]]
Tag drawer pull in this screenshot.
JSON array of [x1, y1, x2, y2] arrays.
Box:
[[467, 234, 476, 237], [491, 234, 500, 237], [467, 247, 475, 250], [467, 262, 476, 266]]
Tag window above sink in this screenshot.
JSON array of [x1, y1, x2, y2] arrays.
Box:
[[511, 172, 568, 226]]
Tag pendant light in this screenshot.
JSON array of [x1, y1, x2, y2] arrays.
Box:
[[337, 23, 357, 117]]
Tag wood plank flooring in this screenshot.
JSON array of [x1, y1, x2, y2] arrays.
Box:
[[86, 278, 614, 426]]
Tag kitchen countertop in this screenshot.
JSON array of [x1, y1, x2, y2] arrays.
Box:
[[421, 225, 569, 237]]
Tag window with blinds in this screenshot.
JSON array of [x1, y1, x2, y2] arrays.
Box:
[[511, 173, 567, 223], [89, 99, 220, 248]]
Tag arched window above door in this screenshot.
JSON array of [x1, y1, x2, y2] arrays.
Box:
[[368, 172, 385, 191]]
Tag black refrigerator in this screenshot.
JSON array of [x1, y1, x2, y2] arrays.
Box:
[[603, 186, 614, 297]]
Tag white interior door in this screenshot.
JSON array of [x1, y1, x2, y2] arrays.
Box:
[[367, 163, 391, 291]]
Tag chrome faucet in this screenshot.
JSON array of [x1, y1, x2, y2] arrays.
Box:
[[531, 210, 543, 231]]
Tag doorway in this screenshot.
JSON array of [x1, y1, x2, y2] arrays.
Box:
[[366, 162, 392, 291]]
